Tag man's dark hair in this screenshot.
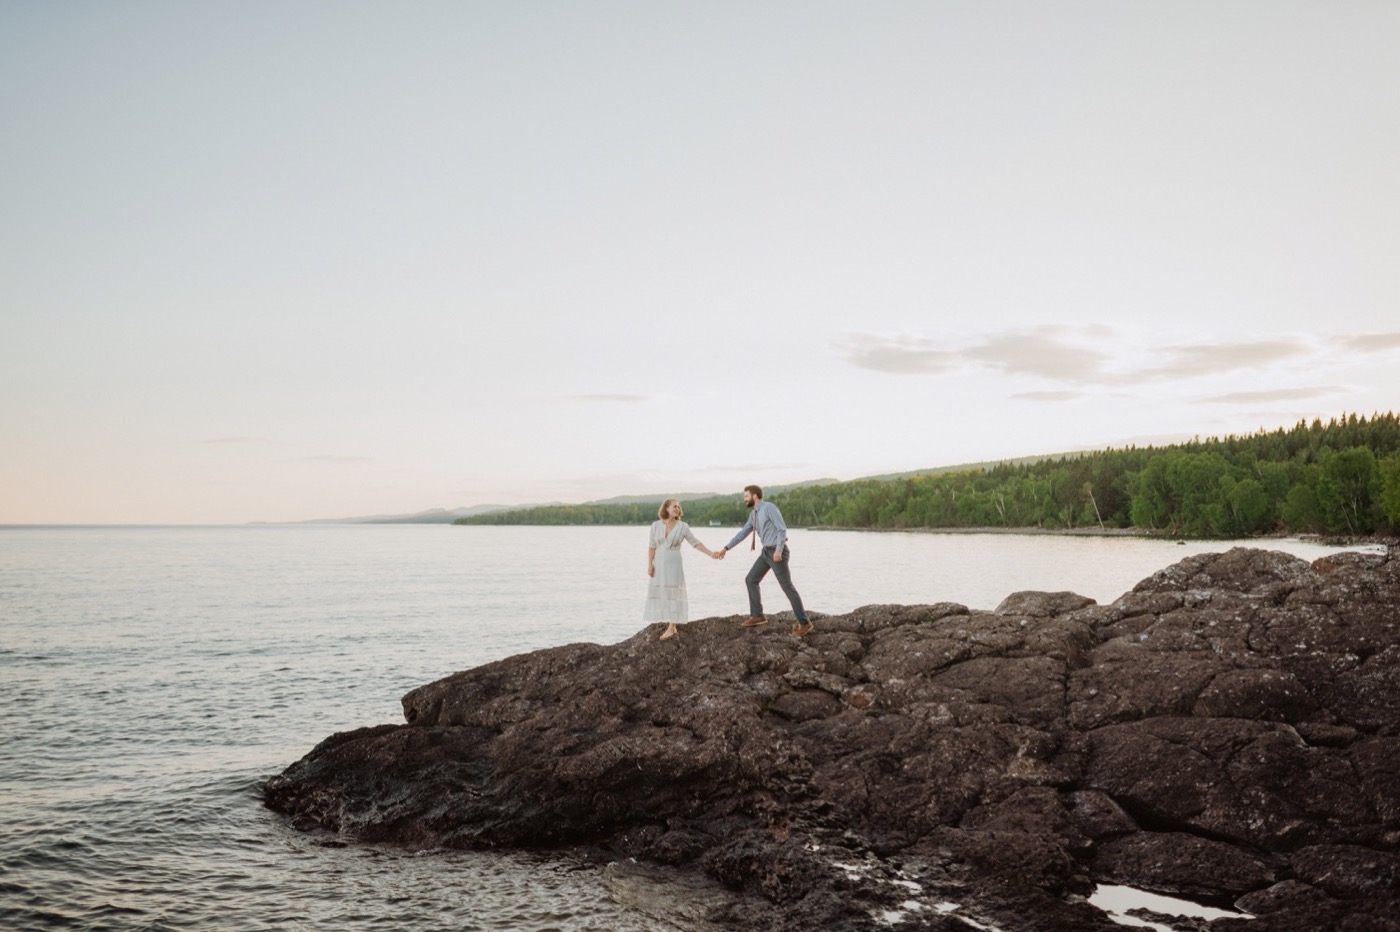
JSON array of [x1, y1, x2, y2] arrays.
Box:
[[744, 484, 763, 499]]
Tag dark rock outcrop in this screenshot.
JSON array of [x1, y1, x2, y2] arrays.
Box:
[[264, 548, 1400, 931]]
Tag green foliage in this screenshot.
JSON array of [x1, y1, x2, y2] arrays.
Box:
[[459, 495, 740, 526], [456, 412, 1400, 538], [1280, 468, 1325, 533], [1316, 446, 1381, 534], [1380, 455, 1400, 530]]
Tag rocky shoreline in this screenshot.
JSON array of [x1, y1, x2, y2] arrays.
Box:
[[811, 525, 1400, 548], [809, 524, 1159, 537], [264, 548, 1399, 931]]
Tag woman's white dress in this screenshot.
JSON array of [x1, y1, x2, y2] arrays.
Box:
[[643, 520, 700, 623]]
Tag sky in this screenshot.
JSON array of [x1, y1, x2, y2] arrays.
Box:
[[2, 1, 1398, 524]]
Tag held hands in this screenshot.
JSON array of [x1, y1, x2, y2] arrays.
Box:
[[713, 549, 726, 560]]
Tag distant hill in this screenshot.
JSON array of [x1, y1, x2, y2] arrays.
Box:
[[858, 452, 1087, 482], [275, 505, 524, 525], [263, 414, 1400, 535], [582, 491, 726, 506], [582, 479, 840, 506], [286, 480, 844, 525], [273, 464, 1063, 526]]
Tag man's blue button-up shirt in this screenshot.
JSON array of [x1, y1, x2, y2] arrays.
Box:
[[725, 501, 788, 552]]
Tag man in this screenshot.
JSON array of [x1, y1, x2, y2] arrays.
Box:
[[717, 485, 814, 636]]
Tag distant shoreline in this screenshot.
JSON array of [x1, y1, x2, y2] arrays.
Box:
[[5, 523, 1391, 549], [806, 525, 1398, 547], [808, 525, 1152, 538]]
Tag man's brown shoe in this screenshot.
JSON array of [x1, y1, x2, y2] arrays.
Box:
[[791, 622, 814, 637], [741, 616, 767, 627]]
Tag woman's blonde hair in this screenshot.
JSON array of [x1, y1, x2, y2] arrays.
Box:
[[657, 498, 683, 520]]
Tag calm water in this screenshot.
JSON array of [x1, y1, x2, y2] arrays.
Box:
[[0, 525, 1381, 931]]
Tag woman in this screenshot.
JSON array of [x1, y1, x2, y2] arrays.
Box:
[[644, 498, 719, 640]]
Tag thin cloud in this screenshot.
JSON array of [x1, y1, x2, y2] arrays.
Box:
[[1136, 339, 1313, 381], [569, 394, 652, 404], [202, 436, 269, 444], [1338, 332, 1400, 352], [301, 455, 373, 463], [1011, 390, 1086, 402], [840, 325, 1119, 383], [966, 329, 1113, 383], [699, 463, 811, 473], [842, 327, 1323, 387], [1197, 386, 1349, 404], [838, 334, 961, 374]]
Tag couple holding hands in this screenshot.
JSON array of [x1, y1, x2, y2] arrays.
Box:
[[644, 485, 813, 641]]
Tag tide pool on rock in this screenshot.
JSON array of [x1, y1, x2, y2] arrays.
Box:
[[1089, 885, 1243, 930]]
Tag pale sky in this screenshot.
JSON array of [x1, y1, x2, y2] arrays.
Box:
[[3, 1, 1398, 524]]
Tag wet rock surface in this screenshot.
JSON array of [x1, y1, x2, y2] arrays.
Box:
[[264, 548, 1400, 930]]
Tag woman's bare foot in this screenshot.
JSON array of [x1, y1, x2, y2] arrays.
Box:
[[659, 623, 677, 641]]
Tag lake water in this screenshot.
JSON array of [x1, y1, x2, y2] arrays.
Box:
[[0, 525, 1382, 931]]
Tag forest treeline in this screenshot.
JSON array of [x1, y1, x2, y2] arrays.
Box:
[[456, 413, 1400, 538]]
